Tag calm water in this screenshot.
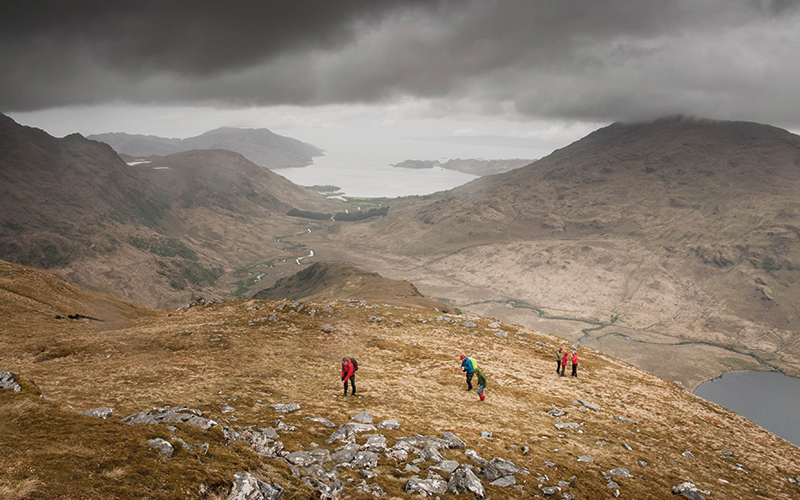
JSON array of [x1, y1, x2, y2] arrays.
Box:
[[273, 157, 478, 198], [694, 370, 800, 447]]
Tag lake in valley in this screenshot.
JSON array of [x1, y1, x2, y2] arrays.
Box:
[[694, 370, 800, 447]]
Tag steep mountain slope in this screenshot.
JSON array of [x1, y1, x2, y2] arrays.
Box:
[[326, 118, 800, 386], [1, 259, 799, 499], [0, 114, 337, 307], [89, 126, 324, 168], [254, 262, 459, 313]]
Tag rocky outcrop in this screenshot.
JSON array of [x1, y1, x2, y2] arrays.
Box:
[[0, 371, 21, 392], [122, 405, 217, 430], [228, 471, 284, 500]]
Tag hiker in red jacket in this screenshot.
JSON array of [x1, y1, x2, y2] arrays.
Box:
[[571, 351, 578, 377], [560, 350, 568, 377], [341, 357, 356, 396]]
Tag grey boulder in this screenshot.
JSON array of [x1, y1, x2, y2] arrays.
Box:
[[228, 471, 284, 500]]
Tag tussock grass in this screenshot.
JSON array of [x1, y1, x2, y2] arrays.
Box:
[[2, 284, 800, 498]]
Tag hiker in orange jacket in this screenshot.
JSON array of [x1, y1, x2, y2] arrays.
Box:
[[560, 350, 568, 377], [341, 357, 356, 396], [571, 351, 578, 377]]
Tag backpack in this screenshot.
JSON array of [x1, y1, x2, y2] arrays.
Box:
[[348, 357, 359, 372]]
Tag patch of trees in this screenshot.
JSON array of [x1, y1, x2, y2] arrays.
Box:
[[287, 208, 332, 220], [334, 206, 389, 221]]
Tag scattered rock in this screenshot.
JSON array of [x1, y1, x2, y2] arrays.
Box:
[[287, 451, 317, 467], [260, 427, 280, 439], [481, 458, 525, 481], [576, 400, 601, 411], [615, 416, 636, 425], [269, 403, 300, 413], [546, 408, 568, 418], [541, 485, 561, 495], [577, 456, 594, 463], [303, 476, 344, 500], [405, 476, 448, 496], [682, 450, 694, 458], [355, 480, 386, 498], [481, 431, 493, 438], [351, 410, 374, 423], [362, 434, 387, 453], [441, 431, 466, 449], [491, 475, 516, 487], [448, 468, 485, 498], [331, 443, 360, 464], [147, 438, 174, 458], [81, 407, 114, 419], [376, 419, 400, 430], [420, 444, 444, 463], [622, 442, 633, 451], [607, 468, 633, 478], [325, 422, 377, 444], [305, 417, 336, 428], [671, 482, 709, 500], [123, 406, 217, 431], [433, 460, 460, 474], [352, 451, 379, 469], [555, 422, 579, 430], [228, 471, 284, 500]]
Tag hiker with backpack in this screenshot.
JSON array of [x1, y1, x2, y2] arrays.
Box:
[[341, 357, 358, 396], [475, 366, 487, 401], [556, 348, 564, 374], [560, 349, 569, 377], [460, 355, 477, 391]]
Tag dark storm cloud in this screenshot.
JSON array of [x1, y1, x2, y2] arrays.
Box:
[[2, 0, 800, 126]]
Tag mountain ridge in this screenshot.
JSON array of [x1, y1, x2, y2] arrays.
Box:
[[319, 117, 800, 387], [89, 126, 324, 168]]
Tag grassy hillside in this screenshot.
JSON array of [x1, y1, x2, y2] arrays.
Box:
[[2, 259, 799, 499], [253, 262, 459, 313]]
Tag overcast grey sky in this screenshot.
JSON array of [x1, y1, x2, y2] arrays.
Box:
[[3, 0, 800, 163]]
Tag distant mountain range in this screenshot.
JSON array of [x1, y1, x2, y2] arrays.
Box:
[[6, 111, 800, 391], [0, 113, 334, 306], [393, 158, 534, 176], [332, 117, 800, 386], [88, 126, 324, 168]]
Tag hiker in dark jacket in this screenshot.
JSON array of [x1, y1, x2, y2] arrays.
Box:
[[556, 348, 564, 374], [571, 351, 578, 377], [460, 355, 476, 390], [341, 357, 356, 396], [476, 367, 487, 401]]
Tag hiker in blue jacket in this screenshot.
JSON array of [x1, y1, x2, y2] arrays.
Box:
[[460, 355, 476, 391]]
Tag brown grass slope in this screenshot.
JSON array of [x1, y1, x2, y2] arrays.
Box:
[[253, 261, 459, 313], [1, 260, 799, 499], [329, 117, 800, 383]]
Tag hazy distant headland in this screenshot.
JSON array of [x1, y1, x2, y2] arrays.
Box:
[[393, 158, 534, 176], [89, 127, 324, 168]]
